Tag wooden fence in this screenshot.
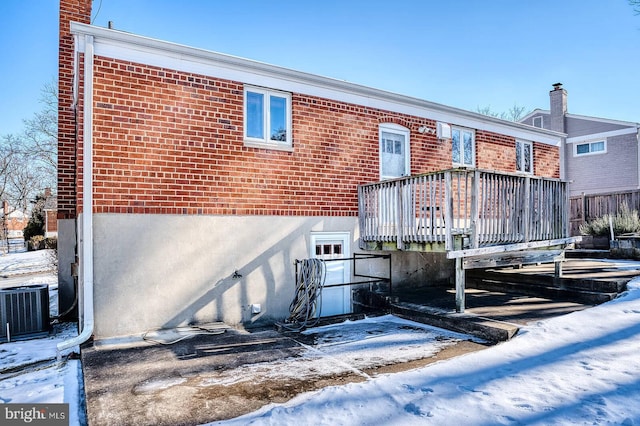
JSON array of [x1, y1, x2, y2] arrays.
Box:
[[570, 190, 640, 236], [359, 169, 569, 251]]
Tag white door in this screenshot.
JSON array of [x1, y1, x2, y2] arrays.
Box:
[[310, 232, 351, 317], [379, 124, 410, 180], [379, 124, 411, 235]]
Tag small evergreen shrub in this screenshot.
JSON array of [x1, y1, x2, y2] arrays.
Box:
[[580, 203, 640, 237]]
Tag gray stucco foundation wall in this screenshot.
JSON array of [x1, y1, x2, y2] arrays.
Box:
[[90, 214, 360, 340], [57, 218, 77, 317], [390, 251, 454, 288], [357, 250, 454, 291]]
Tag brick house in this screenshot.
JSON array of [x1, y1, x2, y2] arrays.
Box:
[[59, 1, 568, 341], [43, 188, 58, 238], [2, 200, 28, 239]]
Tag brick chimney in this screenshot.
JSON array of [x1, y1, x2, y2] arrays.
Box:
[[549, 83, 567, 133], [58, 0, 92, 220]]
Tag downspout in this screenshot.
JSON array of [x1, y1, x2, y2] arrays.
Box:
[[57, 33, 95, 360], [637, 127, 640, 190]]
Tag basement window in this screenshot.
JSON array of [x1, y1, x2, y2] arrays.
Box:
[[244, 86, 292, 150]]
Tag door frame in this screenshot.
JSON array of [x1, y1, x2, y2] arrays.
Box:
[[309, 232, 352, 316], [379, 123, 411, 180]]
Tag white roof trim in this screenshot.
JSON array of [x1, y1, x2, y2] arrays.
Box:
[[70, 22, 563, 146], [519, 109, 548, 122], [566, 127, 640, 143], [565, 112, 640, 128], [520, 109, 640, 129]]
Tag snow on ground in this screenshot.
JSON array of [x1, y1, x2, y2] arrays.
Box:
[[213, 278, 640, 426], [0, 249, 84, 425], [3, 247, 640, 426], [197, 316, 481, 389], [0, 248, 55, 277]]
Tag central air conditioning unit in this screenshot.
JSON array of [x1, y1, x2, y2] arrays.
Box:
[[0, 284, 50, 341]]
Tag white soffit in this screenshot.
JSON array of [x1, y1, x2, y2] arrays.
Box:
[[71, 22, 562, 146]]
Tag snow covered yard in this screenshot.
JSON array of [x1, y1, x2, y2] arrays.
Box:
[[0, 249, 84, 425], [0, 246, 56, 277], [3, 248, 640, 426], [213, 277, 640, 426]]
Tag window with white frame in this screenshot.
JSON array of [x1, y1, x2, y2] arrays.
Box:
[[574, 140, 606, 156], [244, 86, 292, 148], [516, 140, 533, 174], [451, 127, 475, 167], [532, 116, 543, 128]]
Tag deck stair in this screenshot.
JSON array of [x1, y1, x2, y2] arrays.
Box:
[[466, 268, 626, 305], [391, 302, 519, 343]]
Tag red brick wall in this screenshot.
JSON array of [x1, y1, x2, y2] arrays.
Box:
[[85, 57, 560, 216], [533, 142, 561, 178], [46, 211, 59, 233], [58, 0, 91, 219], [476, 130, 560, 178]]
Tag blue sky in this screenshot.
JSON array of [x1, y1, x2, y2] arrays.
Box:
[[1, 0, 639, 137]]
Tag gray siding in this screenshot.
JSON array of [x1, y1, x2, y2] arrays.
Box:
[[565, 116, 629, 138], [567, 133, 639, 196], [521, 113, 551, 130]]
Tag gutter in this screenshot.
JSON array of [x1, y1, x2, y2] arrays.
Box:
[[57, 34, 95, 360], [69, 22, 564, 147]]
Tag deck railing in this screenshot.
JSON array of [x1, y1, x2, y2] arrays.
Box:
[[358, 169, 569, 251]]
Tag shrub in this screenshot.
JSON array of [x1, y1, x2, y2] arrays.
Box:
[[28, 235, 45, 251], [580, 203, 640, 237], [44, 237, 57, 250], [23, 193, 46, 241]]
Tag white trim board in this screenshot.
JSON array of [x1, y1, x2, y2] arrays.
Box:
[[70, 22, 563, 147]]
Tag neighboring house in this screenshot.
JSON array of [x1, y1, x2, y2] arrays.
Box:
[[520, 84, 640, 197], [59, 1, 568, 341], [43, 188, 58, 238], [1, 200, 28, 239]]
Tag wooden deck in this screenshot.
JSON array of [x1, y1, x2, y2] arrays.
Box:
[[358, 168, 579, 312], [359, 168, 569, 252]]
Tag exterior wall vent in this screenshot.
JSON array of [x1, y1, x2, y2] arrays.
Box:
[[0, 284, 50, 341], [436, 122, 452, 141]]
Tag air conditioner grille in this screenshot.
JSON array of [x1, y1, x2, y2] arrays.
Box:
[[0, 284, 50, 340]]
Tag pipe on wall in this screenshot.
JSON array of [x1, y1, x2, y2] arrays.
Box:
[[57, 33, 95, 360]]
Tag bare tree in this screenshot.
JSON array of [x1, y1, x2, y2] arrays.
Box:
[[0, 79, 58, 219], [631, 0, 640, 14], [18, 80, 58, 189], [476, 104, 527, 122]]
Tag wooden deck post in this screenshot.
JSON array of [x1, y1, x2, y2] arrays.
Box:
[[471, 170, 480, 249], [554, 250, 565, 283], [455, 257, 465, 313], [523, 176, 531, 242], [396, 180, 404, 250], [444, 171, 453, 251]]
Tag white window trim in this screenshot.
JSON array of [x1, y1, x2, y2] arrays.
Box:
[[244, 85, 292, 151], [532, 116, 543, 128], [573, 139, 607, 157], [379, 123, 411, 180], [451, 126, 475, 167], [516, 140, 534, 175]]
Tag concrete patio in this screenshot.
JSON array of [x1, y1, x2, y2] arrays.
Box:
[[80, 257, 640, 425]]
